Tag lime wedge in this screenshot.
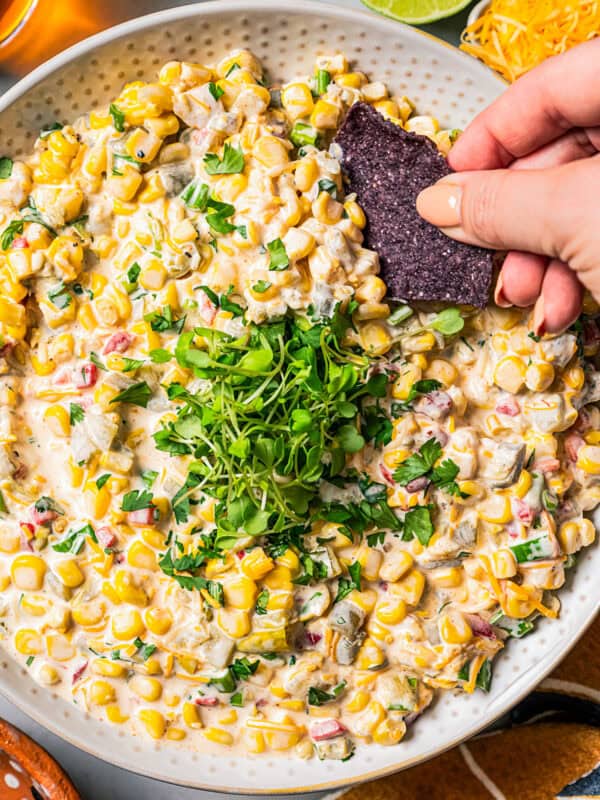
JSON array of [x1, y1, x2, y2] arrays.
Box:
[[361, 0, 473, 25]]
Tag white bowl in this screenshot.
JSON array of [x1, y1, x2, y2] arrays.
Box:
[[0, 1, 597, 794], [467, 0, 491, 27]]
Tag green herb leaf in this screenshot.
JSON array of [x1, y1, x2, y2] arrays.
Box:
[[69, 403, 85, 425], [252, 280, 272, 294], [1, 219, 24, 250], [96, 473, 111, 490], [208, 82, 224, 101], [47, 282, 72, 309], [317, 177, 339, 200], [127, 262, 141, 285], [141, 469, 158, 488], [266, 238, 289, 271], [308, 680, 346, 706], [393, 437, 442, 484], [52, 523, 96, 554], [430, 458, 464, 496], [430, 307, 464, 336], [90, 352, 107, 371], [335, 561, 361, 603], [404, 505, 434, 546], [406, 379, 442, 403], [203, 143, 245, 175], [39, 122, 62, 138], [133, 637, 157, 661], [230, 657, 259, 680], [121, 357, 145, 372], [149, 348, 173, 364], [255, 588, 269, 615], [34, 496, 63, 515], [110, 381, 151, 408], [109, 103, 125, 132], [180, 180, 210, 210], [144, 305, 185, 334], [230, 691, 244, 707], [122, 490, 154, 512], [337, 424, 365, 454], [0, 157, 13, 179]]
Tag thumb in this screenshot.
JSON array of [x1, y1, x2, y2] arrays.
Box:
[[416, 159, 597, 261]]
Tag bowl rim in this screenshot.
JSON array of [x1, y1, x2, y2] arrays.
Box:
[[0, 0, 595, 794], [467, 0, 491, 29]]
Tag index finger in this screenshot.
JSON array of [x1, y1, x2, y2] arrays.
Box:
[[448, 37, 600, 171]]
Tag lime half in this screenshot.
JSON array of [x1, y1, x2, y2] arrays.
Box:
[[361, 0, 473, 25]]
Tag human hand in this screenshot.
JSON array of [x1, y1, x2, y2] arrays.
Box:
[[415, 37, 600, 334]]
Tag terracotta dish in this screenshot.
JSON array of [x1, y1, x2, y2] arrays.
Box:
[[0, 719, 80, 800]]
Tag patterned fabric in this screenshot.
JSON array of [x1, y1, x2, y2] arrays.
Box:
[[334, 615, 600, 800]]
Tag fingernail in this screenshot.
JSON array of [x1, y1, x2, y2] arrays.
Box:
[[533, 296, 545, 336], [416, 182, 462, 227], [494, 273, 512, 308]]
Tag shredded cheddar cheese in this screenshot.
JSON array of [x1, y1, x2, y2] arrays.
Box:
[[461, 0, 600, 82]]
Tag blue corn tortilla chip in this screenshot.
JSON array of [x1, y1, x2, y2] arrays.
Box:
[[334, 102, 494, 307]]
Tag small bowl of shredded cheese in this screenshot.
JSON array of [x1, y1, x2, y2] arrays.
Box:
[[461, 0, 600, 82]]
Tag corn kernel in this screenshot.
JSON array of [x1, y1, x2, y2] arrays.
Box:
[[310, 98, 340, 129], [360, 321, 392, 355], [183, 701, 203, 729], [494, 355, 526, 394], [374, 598, 407, 625], [93, 658, 126, 678], [131, 675, 162, 702], [439, 610, 472, 644], [111, 608, 145, 640], [525, 362, 554, 392], [138, 709, 166, 739], [253, 135, 289, 169], [106, 704, 129, 724], [11, 554, 46, 591], [559, 518, 595, 554], [127, 540, 158, 571], [90, 680, 116, 706], [372, 718, 406, 746], [388, 569, 425, 606], [113, 570, 148, 606], [312, 191, 343, 225], [241, 548, 274, 580], [53, 559, 85, 588], [294, 158, 318, 192], [223, 575, 257, 610], [479, 493, 512, 524], [405, 115, 439, 136], [281, 83, 314, 120], [204, 727, 234, 746], [491, 548, 517, 578], [576, 445, 600, 475], [216, 608, 251, 638], [345, 690, 370, 713], [43, 404, 70, 436], [15, 629, 43, 655], [145, 607, 173, 635]]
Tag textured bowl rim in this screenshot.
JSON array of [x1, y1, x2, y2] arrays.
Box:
[[0, 0, 596, 794]]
